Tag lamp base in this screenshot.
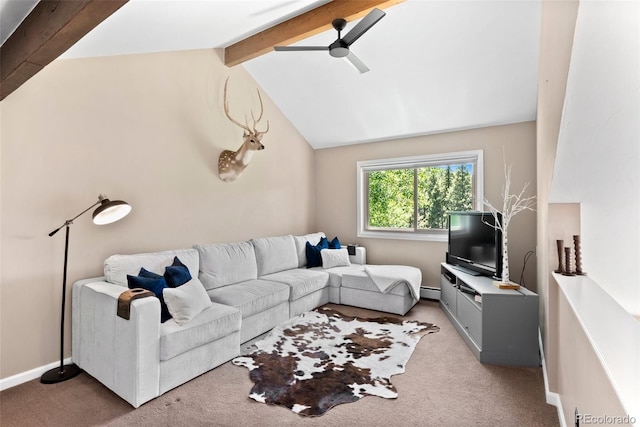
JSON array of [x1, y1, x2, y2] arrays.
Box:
[[40, 363, 82, 384]]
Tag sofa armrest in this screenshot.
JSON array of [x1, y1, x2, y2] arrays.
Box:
[[349, 246, 366, 265], [72, 278, 160, 408]]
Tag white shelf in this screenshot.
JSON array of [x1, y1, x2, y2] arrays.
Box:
[[553, 273, 640, 424]]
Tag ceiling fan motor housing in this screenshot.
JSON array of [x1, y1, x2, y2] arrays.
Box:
[[330, 18, 350, 57], [329, 39, 349, 58], [332, 18, 347, 32]]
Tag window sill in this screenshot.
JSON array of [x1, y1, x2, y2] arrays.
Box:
[[552, 273, 640, 420], [357, 230, 448, 242]]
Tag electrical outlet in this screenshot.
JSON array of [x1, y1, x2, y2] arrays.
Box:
[[575, 407, 580, 427]]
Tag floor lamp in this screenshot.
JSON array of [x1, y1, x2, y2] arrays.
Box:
[[41, 195, 132, 384]]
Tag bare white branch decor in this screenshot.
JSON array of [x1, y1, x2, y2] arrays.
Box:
[[483, 157, 536, 288]]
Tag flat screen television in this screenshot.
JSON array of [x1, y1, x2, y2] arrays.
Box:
[[447, 211, 503, 279]]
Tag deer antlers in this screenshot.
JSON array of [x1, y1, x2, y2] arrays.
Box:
[[218, 77, 270, 183], [223, 77, 269, 137]]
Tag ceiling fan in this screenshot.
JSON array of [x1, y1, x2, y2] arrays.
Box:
[[273, 8, 386, 73]]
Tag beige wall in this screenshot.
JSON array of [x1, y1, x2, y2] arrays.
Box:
[[0, 49, 315, 378], [314, 122, 537, 290], [536, 0, 579, 392], [537, 0, 632, 422]]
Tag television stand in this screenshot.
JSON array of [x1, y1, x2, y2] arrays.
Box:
[[449, 264, 482, 276], [440, 262, 540, 366]]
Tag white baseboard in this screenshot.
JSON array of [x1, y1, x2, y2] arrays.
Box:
[[0, 357, 73, 391], [539, 330, 566, 427], [420, 286, 441, 300]]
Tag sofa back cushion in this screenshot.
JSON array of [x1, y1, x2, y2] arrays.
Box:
[[252, 235, 298, 276], [104, 248, 200, 288], [293, 232, 326, 267], [195, 241, 257, 290]]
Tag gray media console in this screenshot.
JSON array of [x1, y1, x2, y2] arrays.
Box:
[[440, 262, 540, 366]]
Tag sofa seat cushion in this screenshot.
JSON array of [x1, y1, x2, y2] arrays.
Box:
[[206, 279, 290, 318], [311, 265, 365, 288], [341, 270, 411, 296], [261, 268, 330, 301], [159, 302, 241, 361]]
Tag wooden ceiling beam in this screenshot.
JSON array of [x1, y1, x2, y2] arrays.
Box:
[[224, 0, 405, 67], [0, 0, 128, 101]]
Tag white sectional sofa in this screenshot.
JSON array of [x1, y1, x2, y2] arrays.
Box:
[[72, 232, 419, 408]]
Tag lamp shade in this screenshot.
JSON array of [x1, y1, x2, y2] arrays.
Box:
[[92, 198, 131, 225]]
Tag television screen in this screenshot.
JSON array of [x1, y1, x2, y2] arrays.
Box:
[[448, 211, 502, 278]]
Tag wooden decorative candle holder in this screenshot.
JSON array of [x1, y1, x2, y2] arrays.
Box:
[[573, 235, 586, 275], [562, 247, 576, 276], [554, 239, 564, 274]]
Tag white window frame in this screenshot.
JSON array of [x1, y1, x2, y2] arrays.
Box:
[[356, 150, 484, 242]]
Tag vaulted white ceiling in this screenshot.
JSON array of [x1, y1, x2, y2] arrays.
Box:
[[1, 0, 541, 149]]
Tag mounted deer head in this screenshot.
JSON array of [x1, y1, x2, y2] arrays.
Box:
[[218, 77, 270, 182]]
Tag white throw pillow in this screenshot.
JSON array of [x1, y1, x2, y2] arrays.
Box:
[[321, 248, 351, 269], [163, 278, 212, 326]]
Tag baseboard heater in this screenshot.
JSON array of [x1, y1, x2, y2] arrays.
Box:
[[420, 286, 441, 300]]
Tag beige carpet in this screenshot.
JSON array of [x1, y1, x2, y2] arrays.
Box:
[[0, 300, 559, 427]]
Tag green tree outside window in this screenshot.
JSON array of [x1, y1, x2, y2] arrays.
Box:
[[368, 163, 473, 230]]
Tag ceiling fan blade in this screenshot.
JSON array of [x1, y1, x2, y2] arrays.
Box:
[[274, 46, 328, 51], [345, 51, 370, 73], [342, 8, 386, 46]]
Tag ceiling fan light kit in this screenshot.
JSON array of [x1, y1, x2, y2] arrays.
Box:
[[274, 8, 386, 73]]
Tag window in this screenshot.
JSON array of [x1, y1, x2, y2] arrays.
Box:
[[357, 150, 484, 241]]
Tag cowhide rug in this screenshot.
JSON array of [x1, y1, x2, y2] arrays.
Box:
[[232, 306, 439, 416]]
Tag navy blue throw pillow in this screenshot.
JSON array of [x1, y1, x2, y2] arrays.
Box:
[[139, 267, 162, 279], [306, 237, 329, 268], [328, 236, 341, 249], [127, 273, 172, 323], [164, 256, 192, 288]]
